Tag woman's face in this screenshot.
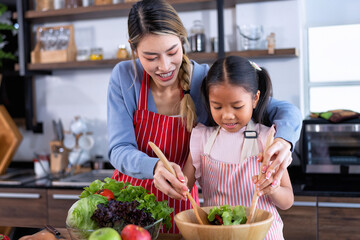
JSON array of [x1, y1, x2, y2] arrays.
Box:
[[136, 34, 183, 89], [209, 82, 260, 132]]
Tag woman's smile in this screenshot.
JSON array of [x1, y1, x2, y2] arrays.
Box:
[[157, 70, 175, 81]]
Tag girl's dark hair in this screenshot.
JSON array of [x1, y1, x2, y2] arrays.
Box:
[[127, 0, 195, 132], [201, 56, 273, 126]]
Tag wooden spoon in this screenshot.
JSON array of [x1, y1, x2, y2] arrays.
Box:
[[148, 141, 211, 225], [246, 127, 275, 224]]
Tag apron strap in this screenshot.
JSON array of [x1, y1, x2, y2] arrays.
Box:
[[138, 71, 150, 110], [203, 120, 259, 162], [204, 126, 221, 155], [240, 119, 259, 163]]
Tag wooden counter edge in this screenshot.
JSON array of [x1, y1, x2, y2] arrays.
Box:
[[35, 228, 183, 240]]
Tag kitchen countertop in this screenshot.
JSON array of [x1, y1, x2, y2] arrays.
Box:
[[15, 227, 182, 240], [2, 163, 360, 197]]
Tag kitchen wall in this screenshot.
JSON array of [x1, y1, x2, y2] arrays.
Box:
[[14, 0, 304, 162]]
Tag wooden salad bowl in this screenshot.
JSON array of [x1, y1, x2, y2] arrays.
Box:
[[175, 206, 274, 240]]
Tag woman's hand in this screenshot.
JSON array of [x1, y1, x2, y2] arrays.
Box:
[[257, 138, 292, 191], [153, 160, 188, 201]]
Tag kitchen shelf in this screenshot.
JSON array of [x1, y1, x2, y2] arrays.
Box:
[[20, 49, 296, 71], [227, 48, 298, 58], [13, 0, 285, 23], [14, 0, 218, 23]]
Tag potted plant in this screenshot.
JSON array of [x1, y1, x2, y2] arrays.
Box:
[[0, 3, 17, 72]]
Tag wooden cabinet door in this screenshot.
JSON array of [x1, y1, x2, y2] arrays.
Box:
[[278, 196, 317, 240], [0, 188, 47, 227], [318, 197, 360, 240], [47, 189, 82, 227]]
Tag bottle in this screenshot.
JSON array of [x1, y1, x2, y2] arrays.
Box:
[[190, 20, 206, 52], [90, 48, 103, 60], [116, 45, 128, 59]]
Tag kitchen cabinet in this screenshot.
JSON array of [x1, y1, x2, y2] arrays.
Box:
[[47, 189, 82, 227], [0, 188, 47, 227], [318, 197, 360, 240], [15, 0, 298, 73], [278, 196, 360, 240], [0, 187, 82, 228], [277, 196, 317, 240]]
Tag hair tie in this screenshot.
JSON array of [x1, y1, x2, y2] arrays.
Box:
[[249, 61, 262, 71], [183, 89, 190, 95]]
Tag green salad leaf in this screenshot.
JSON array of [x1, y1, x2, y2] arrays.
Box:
[[116, 184, 174, 231], [80, 177, 125, 198], [77, 179, 174, 231], [208, 205, 247, 225], [66, 194, 108, 230]]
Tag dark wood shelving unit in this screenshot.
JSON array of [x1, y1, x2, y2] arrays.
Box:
[[14, 0, 221, 22], [227, 48, 298, 58], [13, 0, 285, 22], [23, 49, 297, 71], [27, 58, 122, 70]]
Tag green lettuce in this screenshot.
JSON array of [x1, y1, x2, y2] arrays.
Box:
[[77, 178, 173, 231], [80, 177, 125, 198], [66, 194, 107, 230], [208, 205, 247, 225]]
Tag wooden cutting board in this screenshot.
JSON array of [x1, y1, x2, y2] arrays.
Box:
[[0, 105, 23, 175]]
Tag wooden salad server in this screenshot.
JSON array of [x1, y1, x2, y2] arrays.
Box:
[[148, 141, 211, 225], [246, 127, 275, 224]]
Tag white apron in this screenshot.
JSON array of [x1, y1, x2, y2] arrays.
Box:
[[199, 120, 284, 240]]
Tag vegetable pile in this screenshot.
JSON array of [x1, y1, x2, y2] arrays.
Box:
[[208, 205, 247, 225], [92, 200, 155, 230], [66, 177, 173, 233]]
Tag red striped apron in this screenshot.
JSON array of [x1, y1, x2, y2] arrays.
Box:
[[199, 121, 283, 240], [112, 71, 199, 233]]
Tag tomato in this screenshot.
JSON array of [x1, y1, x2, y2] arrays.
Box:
[[215, 215, 223, 225], [0, 234, 10, 240], [95, 189, 115, 201]]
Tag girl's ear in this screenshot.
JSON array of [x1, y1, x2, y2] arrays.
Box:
[[253, 90, 260, 109]]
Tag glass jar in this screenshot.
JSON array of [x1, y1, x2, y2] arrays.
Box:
[[76, 49, 90, 61], [116, 45, 128, 59], [36, 0, 54, 11], [90, 48, 103, 60], [190, 20, 206, 52], [54, 0, 65, 9], [65, 0, 81, 8]]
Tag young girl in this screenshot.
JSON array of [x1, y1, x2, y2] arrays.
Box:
[[182, 56, 294, 239]]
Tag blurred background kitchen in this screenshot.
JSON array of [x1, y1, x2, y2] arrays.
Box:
[[1, 0, 360, 238], [1, 0, 358, 167]]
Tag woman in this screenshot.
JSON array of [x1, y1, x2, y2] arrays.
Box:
[[107, 0, 302, 233]]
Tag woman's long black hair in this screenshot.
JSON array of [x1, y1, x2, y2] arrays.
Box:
[[201, 56, 273, 126]]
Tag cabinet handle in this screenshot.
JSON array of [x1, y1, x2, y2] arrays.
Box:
[[52, 194, 80, 200], [0, 192, 41, 199], [293, 201, 317, 207], [318, 202, 360, 208]]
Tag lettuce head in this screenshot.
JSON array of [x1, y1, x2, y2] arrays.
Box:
[[66, 194, 107, 230]]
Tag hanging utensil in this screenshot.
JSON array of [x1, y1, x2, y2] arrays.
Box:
[[58, 119, 64, 141], [246, 127, 275, 224], [52, 120, 59, 141], [148, 141, 211, 225]]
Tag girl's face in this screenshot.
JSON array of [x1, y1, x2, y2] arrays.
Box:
[[209, 82, 260, 132], [136, 34, 183, 90]]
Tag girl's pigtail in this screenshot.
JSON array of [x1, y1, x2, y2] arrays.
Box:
[[179, 54, 197, 132], [254, 68, 273, 125]]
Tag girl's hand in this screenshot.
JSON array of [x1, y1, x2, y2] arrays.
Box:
[[257, 138, 292, 189], [252, 172, 280, 196], [153, 160, 188, 201]]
